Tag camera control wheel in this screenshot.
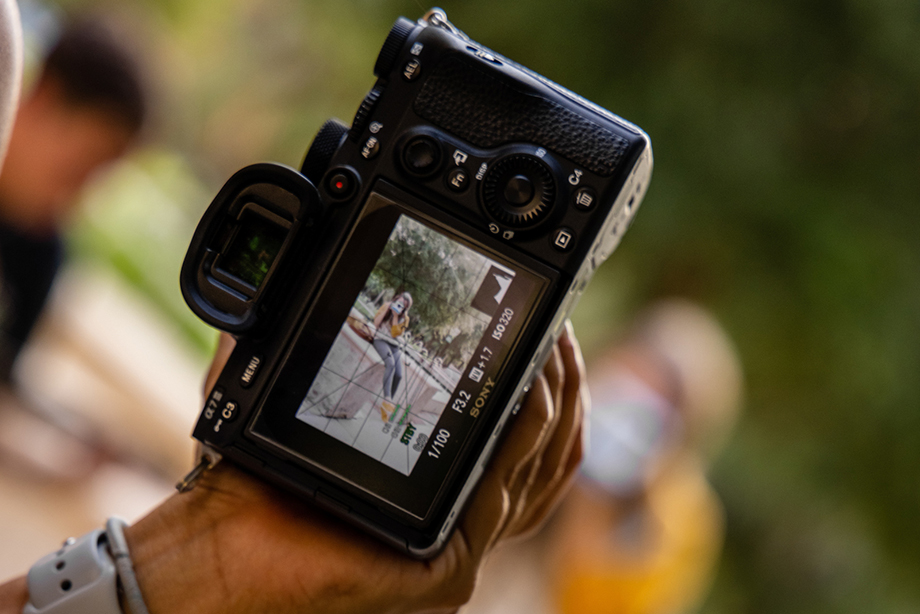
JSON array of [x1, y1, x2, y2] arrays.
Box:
[[301, 118, 349, 184], [374, 17, 416, 77], [350, 86, 384, 142], [481, 154, 556, 228]]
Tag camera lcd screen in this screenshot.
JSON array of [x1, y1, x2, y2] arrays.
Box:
[[250, 189, 549, 519]]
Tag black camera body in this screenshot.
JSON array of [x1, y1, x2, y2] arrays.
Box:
[[181, 9, 652, 558]]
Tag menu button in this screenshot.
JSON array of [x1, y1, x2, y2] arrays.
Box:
[[240, 355, 263, 388]]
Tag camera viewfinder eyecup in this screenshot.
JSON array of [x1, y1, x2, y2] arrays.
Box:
[[180, 163, 323, 334]]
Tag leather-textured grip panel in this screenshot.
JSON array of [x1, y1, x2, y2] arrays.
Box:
[[414, 56, 630, 177]]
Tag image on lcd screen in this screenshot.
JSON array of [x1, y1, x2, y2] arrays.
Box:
[[295, 215, 521, 475]]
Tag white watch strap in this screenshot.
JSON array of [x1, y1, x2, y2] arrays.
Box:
[[23, 529, 122, 614]]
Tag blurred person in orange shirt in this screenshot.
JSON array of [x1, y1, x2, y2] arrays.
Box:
[[549, 299, 743, 614], [0, 18, 146, 379], [463, 299, 743, 614]]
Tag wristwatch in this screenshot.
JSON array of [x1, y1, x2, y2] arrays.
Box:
[[22, 529, 121, 614], [22, 518, 149, 614]]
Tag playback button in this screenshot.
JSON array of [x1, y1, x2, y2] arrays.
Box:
[[552, 227, 575, 252]]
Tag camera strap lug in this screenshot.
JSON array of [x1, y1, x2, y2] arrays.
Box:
[[420, 8, 467, 40], [175, 446, 224, 493]]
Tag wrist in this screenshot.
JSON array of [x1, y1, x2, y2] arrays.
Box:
[[124, 478, 230, 614], [0, 576, 28, 614]]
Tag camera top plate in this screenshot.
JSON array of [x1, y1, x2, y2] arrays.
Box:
[[312, 11, 650, 280]]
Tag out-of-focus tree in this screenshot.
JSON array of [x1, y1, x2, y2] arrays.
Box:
[[38, 0, 920, 610]]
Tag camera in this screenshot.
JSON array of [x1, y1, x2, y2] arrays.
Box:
[[180, 8, 652, 558]]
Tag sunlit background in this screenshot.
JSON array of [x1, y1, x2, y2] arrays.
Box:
[[1, 0, 918, 611]]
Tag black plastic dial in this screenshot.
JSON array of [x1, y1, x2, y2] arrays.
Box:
[[374, 17, 416, 77], [349, 86, 384, 142], [481, 155, 556, 228], [301, 118, 348, 184]]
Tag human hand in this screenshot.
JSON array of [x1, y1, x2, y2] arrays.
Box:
[[123, 322, 587, 614]]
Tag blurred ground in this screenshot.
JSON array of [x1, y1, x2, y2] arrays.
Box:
[[1, 0, 919, 610], [0, 264, 206, 582]]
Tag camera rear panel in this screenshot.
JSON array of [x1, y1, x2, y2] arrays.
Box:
[[324, 21, 649, 277], [183, 11, 652, 558]]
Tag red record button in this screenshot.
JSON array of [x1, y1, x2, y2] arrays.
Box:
[[324, 167, 358, 201]]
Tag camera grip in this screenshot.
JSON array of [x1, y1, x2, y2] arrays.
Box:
[[414, 56, 630, 177]]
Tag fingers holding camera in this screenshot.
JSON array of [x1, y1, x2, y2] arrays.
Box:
[[456, 369, 555, 564], [497, 326, 586, 541], [501, 344, 564, 530], [457, 323, 587, 562], [512, 323, 587, 536]]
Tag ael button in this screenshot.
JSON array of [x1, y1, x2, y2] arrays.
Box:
[[403, 59, 421, 81]]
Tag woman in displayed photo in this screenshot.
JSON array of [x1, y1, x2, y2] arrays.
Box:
[[372, 291, 413, 421]]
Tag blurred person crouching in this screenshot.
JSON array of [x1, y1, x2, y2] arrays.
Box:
[[463, 299, 743, 614], [549, 299, 743, 614], [0, 18, 146, 380]]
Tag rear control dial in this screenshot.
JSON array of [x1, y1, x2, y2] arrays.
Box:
[[481, 154, 555, 228]]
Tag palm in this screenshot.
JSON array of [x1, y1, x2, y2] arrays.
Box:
[[127, 326, 585, 614]]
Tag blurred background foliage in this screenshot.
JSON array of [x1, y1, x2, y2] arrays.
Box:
[[22, 0, 920, 610]]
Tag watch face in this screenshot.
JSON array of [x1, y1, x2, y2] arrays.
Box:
[[251, 189, 549, 520]]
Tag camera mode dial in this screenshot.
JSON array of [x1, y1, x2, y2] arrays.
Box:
[[374, 17, 416, 77], [481, 154, 555, 228]]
